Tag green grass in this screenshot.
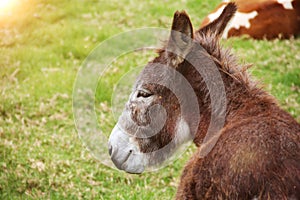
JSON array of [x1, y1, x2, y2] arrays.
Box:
[[0, 0, 299, 199]]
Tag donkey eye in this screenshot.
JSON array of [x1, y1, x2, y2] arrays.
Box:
[[137, 90, 152, 98]]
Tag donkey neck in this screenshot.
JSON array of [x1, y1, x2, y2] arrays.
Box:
[[178, 56, 276, 146]]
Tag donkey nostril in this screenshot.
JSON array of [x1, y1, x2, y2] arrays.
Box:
[[108, 145, 113, 156], [129, 149, 133, 154]]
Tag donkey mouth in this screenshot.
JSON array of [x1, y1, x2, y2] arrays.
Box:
[[110, 148, 145, 174], [110, 148, 132, 170]]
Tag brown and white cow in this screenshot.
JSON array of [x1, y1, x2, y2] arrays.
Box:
[[201, 0, 300, 39]]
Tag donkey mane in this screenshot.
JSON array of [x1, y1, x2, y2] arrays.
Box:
[[193, 30, 279, 114], [195, 31, 253, 87]]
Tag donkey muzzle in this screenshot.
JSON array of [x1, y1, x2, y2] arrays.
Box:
[[108, 124, 146, 174]]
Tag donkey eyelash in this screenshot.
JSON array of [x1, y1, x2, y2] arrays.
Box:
[[137, 90, 152, 98]]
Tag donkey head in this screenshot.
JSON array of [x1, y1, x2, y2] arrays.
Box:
[[108, 3, 237, 174]]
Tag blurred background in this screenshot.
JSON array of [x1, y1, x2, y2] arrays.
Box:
[[0, 0, 299, 199]]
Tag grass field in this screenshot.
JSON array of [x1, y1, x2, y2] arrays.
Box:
[[0, 0, 299, 199]]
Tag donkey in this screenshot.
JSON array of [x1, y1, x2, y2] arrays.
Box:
[[108, 3, 300, 199]]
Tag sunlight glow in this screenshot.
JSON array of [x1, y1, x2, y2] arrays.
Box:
[[0, 0, 17, 12]]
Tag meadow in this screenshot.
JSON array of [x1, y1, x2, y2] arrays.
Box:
[[0, 0, 299, 199]]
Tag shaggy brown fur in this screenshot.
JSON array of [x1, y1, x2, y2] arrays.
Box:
[[111, 2, 300, 199], [165, 3, 300, 199]]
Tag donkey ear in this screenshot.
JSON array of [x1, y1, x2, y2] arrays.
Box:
[[167, 11, 194, 67], [170, 11, 193, 43], [199, 3, 237, 37]]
